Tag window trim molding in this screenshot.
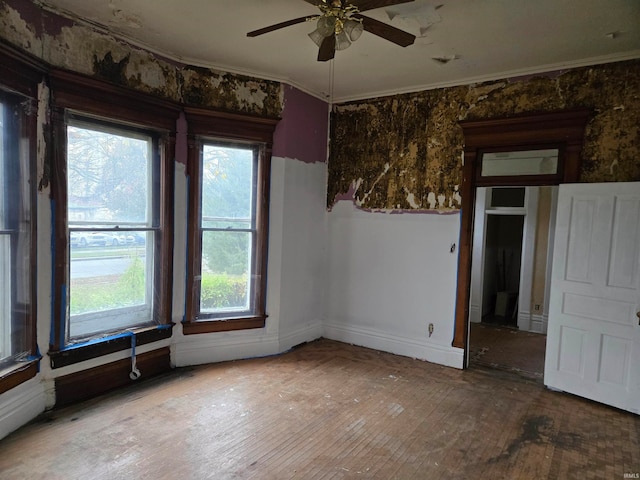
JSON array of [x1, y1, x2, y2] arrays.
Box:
[[0, 362, 38, 395], [0, 40, 47, 98], [49, 69, 180, 359], [183, 107, 278, 335], [48, 325, 173, 369]]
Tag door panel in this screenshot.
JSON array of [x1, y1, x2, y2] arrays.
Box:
[[608, 196, 640, 289], [565, 197, 595, 283], [545, 182, 640, 414]]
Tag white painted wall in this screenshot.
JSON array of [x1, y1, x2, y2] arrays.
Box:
[[172, 156, 327, 366], [274, 157, 327, 351], [324, 202, 464, 369]]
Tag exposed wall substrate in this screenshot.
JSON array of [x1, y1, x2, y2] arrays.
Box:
[[328, 60, 640, 211]]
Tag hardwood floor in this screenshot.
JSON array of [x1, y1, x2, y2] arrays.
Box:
[[469, 322, 546, 380], [0, 339, 638, 479]]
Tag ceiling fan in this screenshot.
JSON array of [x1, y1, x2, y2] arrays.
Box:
[[247, 0, 417, 62]]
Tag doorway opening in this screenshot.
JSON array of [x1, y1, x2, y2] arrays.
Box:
[[467, 186, 557, 380], [453, 110, 591, 383]]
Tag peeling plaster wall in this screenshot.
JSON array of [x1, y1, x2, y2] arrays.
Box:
[[328, 60, 640, 211], [0, 0, 283, 116]]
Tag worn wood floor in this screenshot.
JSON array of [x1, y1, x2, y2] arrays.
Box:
[[469, 322, 547, 380], [0, 339, 638, 479]]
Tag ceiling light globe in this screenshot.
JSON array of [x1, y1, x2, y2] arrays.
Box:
[[317, 16, 336, 37], [335, 30, 352, 50], [308, 29, 326, 47], [344, 19, 363, 42]]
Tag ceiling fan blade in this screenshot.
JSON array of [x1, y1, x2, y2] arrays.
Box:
[[354, 14, 415, 47], [247, 16, 313, 37], [352, 0, 415, 12], [317, 35, 336, 62]]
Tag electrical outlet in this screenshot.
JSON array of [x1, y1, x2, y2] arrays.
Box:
[[534, 304, 541, 311], [428, 323, 434, 337]]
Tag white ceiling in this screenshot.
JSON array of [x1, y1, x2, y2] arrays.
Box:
[[38, 0, 640, 103]]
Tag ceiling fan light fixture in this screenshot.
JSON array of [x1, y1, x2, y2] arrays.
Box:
[[317, 15, 337, 37], [343, 19, 363, 41], [248, 0, 417, 62], [308, 28, 326, 47], [335, 30, 352, 50]]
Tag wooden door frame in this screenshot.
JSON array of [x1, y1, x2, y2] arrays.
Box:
[[453, 110, 591, 364]]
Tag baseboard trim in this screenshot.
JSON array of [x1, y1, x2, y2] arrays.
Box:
[[530, 314, 547, 334], [279, 322, 323, 352], [517, 310, 532, 331], [323, 322, 464, 369], [0, 377, 45, 441], [174, 331, 281, 367]]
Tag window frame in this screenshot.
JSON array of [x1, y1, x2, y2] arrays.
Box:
[[0, 45, 42, 394], [184, 107, 278, 334], [49, 70, 179, 365], [475, 144, 565, 187], [197, 140, 259, 319], [64, 115, 160, 341]]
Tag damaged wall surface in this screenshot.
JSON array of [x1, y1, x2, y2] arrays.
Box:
[[328, 60, 640, 211], [0, 0, 283, 117]]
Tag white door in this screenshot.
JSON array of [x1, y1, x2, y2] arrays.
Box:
[[545, 182, 640, 414]]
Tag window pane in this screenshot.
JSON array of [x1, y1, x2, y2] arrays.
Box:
[[67, 125, 150, 224], [201, 145, 253, 229], [0, 98, 32, 363], [69, 230, 152, 338], [481, 149, 558, 177], [67, 121, 154, 340], [200, 231, 251, 314]]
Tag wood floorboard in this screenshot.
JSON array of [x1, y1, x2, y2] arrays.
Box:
[[0, 338, 638, 479], [469, 322, 546, 380]]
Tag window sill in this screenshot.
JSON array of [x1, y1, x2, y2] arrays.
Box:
[[182, 315, 266, 335], [0, 360, 39, 395], [48, 324, 174, 369]]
